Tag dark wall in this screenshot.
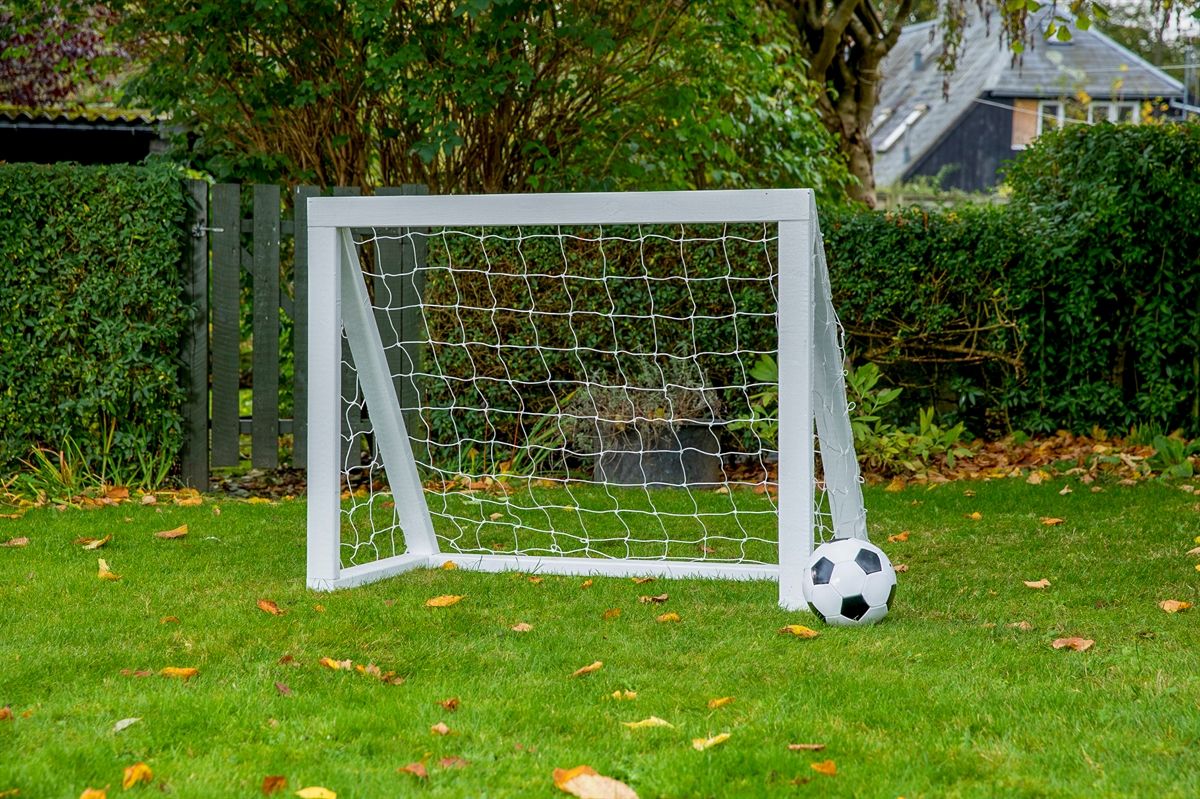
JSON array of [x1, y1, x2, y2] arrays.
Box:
[[0, 125, 160, 165], [906, 96, 1014, 192]]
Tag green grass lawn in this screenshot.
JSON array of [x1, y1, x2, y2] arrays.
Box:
[[2, 479, 1199, 798]]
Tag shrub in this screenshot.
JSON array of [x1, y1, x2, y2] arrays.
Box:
[[0, 162, 190, 478]]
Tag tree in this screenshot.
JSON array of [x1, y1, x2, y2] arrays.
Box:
[[112, 0, 848, 196]]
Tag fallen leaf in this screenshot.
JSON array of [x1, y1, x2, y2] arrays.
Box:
[[603, 608, 621, 620], [810, 759, 837, 776], [1051, 637, 1094, 652], [398, 762, 428, 780], [893, 563, 909, 573], [440, 697, 460, 712], [257, 599, 285, 616], [1059, 485, 1073, 495], [1187, 546, 1200, 555], [778, 625, 819, 639], [140, 494, 158, 506], [788, 743, 826, 752], [81, 534, 112, 550], [887, 531, 909, 543], [639, 593, 668, 604], [438, 757, 469, 769], [159, 616, 180, 624], [1040, 517, 1065, 526], [884, 477, 906, 492], [155, 525, 188, 540], [528, 576, 544, 584], [175, 496, 203, 507], [112, 717, 140, 733], [580, 579, 593, 589], [97, 558, 120, 581], [318, 657, 352, 670], [553, 766, 638, 799], [571, 661, 603, 678], [0, 707, 10, 720], [122, 763, 152, 789], [632, 577, 656, 585], [245, 497, 273, 505], [1008, 621, 1034, 631], [431, 721, 451, 735], [1158, 600, 1192, 613], [1026, 470, 1046, 485], [511, 622, 533, 632], [79, 788, 108, 799], [692, 733, 731, 751], [261, 775, 287, 795], [106, 486, 130, 501], [120, 669, 154, 678], [622, 716, 673, 729], [656, 612, 681, 623], [965, 511, 983, 521], [441, 560, 458, 570], [1, 537, 28, 547], [275, 682, 293, 696], [707, 697, 733, 710], [1023, 579, 1051, 589], [278, 654, 297, 666], [426, 594, 464, 608], [294, 788, 336, 799], [611, 690, 637, 700], [160, 666, 199, 680]]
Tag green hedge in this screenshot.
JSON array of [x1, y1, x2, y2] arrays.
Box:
[[0, 162, 190, 475]]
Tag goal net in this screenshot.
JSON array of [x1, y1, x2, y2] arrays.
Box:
[[305, 190, 865, 610]]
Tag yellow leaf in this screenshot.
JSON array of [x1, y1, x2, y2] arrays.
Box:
[[318, 657, 352, 670], [571, 660, 603, 678], [810, 759, 837, 776], [887, 531, 909, 543], [603, 608, 621, 620], [610, 690, 637, 700], [511, 622, 533, 632], [122, 762, 153, 789], [580, 579, 593, 589], [425, 594, 464, 608], [246, 497, 273, 505], [966, 511, 983, 521], [778, 625, 819, 639], [787, 743, 826, 752], [707, 697, 733, 710], [692, 733, 731, 751], [155, 525, 188, 540], [638, 593, 668, 604], [1023, 579, 1051, 589], [1008, 620, 1034, 631], [97, 558, 121, 581], [294, 788, 336, 799], [656, 612, 681, 623], [553, 766, 597, 789], [257, 599, 285, 616], [631, 577, 655, 585], [622, 716, 673, 729], [884, 477, 906, 492], [82, 534, 112, 550], [261, 775, 287, 795], [441, 560, 458, 570], [553, 767, 639, 799], [894, 563, 909, 573], [430, 721, 451, 735], [528, 576, 544, 584], [79, 788, 108, 799], [160, 666, 199, 680], [1158, 600, 1192, 613], [1040, 517, 1065, 526], [313, 604, 325, 613], [175, 496, 203, 507], [1051, 637, 1094, 652]]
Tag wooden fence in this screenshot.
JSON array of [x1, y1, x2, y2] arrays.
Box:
[[180, 181, 428, 489]]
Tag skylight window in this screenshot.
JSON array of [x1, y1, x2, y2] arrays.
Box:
[[877, 104, 928, 153]]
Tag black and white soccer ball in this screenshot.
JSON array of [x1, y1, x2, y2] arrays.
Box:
[[802, 538, 896, 626]]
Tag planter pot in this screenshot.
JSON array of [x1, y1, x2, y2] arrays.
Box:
[[593, 423, 723, 488]]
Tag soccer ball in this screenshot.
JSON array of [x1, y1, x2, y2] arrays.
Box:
[[802, 538, 896, 626]]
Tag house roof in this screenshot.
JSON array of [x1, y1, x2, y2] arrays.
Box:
[[872, 11, 1186, 187], [0, 105, 160, 131]]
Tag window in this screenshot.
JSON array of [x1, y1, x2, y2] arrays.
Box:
[[1089, 101, 1139, 124], [877, 104, 928, 153]]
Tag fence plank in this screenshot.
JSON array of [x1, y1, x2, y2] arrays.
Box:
[[210, 184, 242, 467], [181, 180, 210, 488], [292, 185, 320, 468], [333, 186, 362, 471], [252, 184, 281, 469]]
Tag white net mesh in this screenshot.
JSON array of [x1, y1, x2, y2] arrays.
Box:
[[337, 221, 854, 570]]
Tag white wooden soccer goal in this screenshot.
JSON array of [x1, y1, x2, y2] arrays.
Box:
[[306, 189, 865, 610]]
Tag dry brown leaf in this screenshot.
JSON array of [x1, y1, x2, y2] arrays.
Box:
[[1158, 600, 1192, 613], [97, 558, 120, 581], [639, 593, 669, 604], [159, 616, 180, 624], [438, 757, 469, 769], [965, 511, 983, 521], [810, 759, 837, 776], [893, 563, 909, 573], [884, 477, 906, 492], [175, 496, 203, 507], [610, 690, 637, 700], [707, 697, 733, 710], [656, 612, 681, 623], [425, 594, 464, 608], [430, 721, 451, 736], [278, 654, 297, 666], [294, 788, 336, 799], [120, 669, 154, 678], [140, 494, 158, 506], [257, 599, 285, 616], [0, 707, 10, 721], [778, 624, 819, 639], [105, 486, 130, 501], [788, 743, 826, 752], [1058, 485, 1073, 495], [398, 762, 428, 780], [1187, 546, 1200, 555], [571, 660, 603, 678], [603, 608, 621, 620], [318, 657, 352, 671], [1008, 621, 1034, 631], [511, 622, 534, 632], [155, 525, 188, 540], [1023, 579, 1051, 589], [1, 537, 28, 547], [553, 766, 638, 799], [261, 775, 287, 795], [528, 576, 544, 584], [81, 534, 112, 550], [440, 697, 460, 712], [275, 681, 293, 696], [622, 716, 673, 729], [580, 579, 593, 589], [79, 787, 108, 799], [887, 531, 909, 543], [160, 666, 199, 680], [1051, 637, 1095, 652], [692, 733, 731, 751], [122, 763, 152, 789], [631, 577, 656, 585], [1040, 517, 1065, 526]]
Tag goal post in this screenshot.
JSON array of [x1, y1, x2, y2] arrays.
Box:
[[305, 189, 866, 610]]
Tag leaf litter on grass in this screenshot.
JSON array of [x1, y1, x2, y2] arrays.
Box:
[[553, 766, 638, 799]]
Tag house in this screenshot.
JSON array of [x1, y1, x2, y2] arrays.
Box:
[[873, 11, 1187, 192], [0, 105, 166, 165]]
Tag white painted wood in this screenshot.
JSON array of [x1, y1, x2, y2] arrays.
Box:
[[812, 220, 868, 540], [309, 189, 813, 229], [338, 230, 440, 555], [306, 225, 344, 589], [438, 554, 781, 581], [318, 553, 432, 591], [776, 209, 816, 612]]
